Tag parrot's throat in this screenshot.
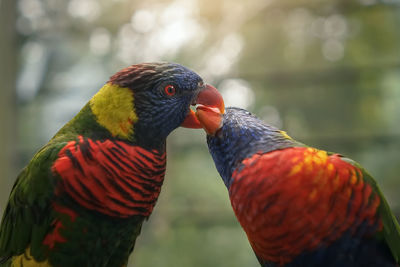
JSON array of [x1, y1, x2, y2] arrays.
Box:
[[90, 83, 138, 141]]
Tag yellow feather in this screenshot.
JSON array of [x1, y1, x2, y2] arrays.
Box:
[[279, 130, 293, 140], [11, 247, 51, 267], [289, 163, 303, 176], [90, 83, 138, 140], [315, 150, 328, 164]]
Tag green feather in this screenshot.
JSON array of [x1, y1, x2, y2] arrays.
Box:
[[342, 157, 400, 263], [0, 142, 66, 262]]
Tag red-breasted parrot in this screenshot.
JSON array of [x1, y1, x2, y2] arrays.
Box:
[[195, 106, 400, 266], [0, 62, 224, 267]]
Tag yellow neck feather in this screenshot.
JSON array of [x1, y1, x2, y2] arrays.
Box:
[[90, 83, 138, 140], [12, 247, 51, 267], [279, 130, 293, 140]]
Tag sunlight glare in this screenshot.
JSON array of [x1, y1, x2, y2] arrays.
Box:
[[219, 79, 254, 109]]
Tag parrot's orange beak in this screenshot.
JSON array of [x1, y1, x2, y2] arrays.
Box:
[[195, 105, 223, 136], [181, 84, 225, 129]]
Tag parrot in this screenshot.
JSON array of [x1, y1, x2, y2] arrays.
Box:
[[0, 62, 225, 267], [195, 106, 400, 266]]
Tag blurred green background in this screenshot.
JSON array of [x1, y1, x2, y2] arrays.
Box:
[[1, 0, 400, 266]]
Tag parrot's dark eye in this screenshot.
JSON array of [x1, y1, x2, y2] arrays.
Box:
[[163, 85, 176, 96]]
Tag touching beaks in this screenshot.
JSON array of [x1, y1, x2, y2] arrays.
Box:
[[181, 84, 225, 129], [181, 109, 202, 128], [195, 105, 223, 136]]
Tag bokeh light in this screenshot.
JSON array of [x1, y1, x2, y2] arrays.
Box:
[[219, 79, 254, 109]]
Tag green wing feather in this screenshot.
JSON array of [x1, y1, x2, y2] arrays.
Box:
[[341, 157, 400, 263], [0, 142, 66, 263]]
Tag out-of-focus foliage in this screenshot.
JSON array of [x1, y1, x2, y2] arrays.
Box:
[[1, 0, 400, 266]]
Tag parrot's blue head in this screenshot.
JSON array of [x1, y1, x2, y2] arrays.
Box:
[[108, 62, 224, 149]]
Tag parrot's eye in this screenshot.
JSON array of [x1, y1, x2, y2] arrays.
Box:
[[164, 85, 176, 96]]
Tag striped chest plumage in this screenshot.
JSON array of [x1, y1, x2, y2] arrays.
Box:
[[228, 147, 383, 266], [52, 136, 166, 218]]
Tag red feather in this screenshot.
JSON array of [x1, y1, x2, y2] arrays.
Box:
[[229, 147, 381, 265], [52, 136, 166, 218], [42, 203, 78, 249]]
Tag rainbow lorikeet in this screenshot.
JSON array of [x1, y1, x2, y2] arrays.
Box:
[[0, 62, 224, 267], [195, 106, 400, 266]]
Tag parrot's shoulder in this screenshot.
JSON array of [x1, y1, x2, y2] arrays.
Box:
[[340, 156, 400, 264], [0, 141, 68, 264]]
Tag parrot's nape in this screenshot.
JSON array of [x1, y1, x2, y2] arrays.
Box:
[[196, 106, 400, 267], [0, 62, 224, 267]]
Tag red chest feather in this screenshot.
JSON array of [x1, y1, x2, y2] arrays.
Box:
[[52, 136, 166, 218], [229, 147, 381, 265]]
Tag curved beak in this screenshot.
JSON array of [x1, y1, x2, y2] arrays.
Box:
[[181, 84, 225, 129], [195, 105, 223, 136]]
